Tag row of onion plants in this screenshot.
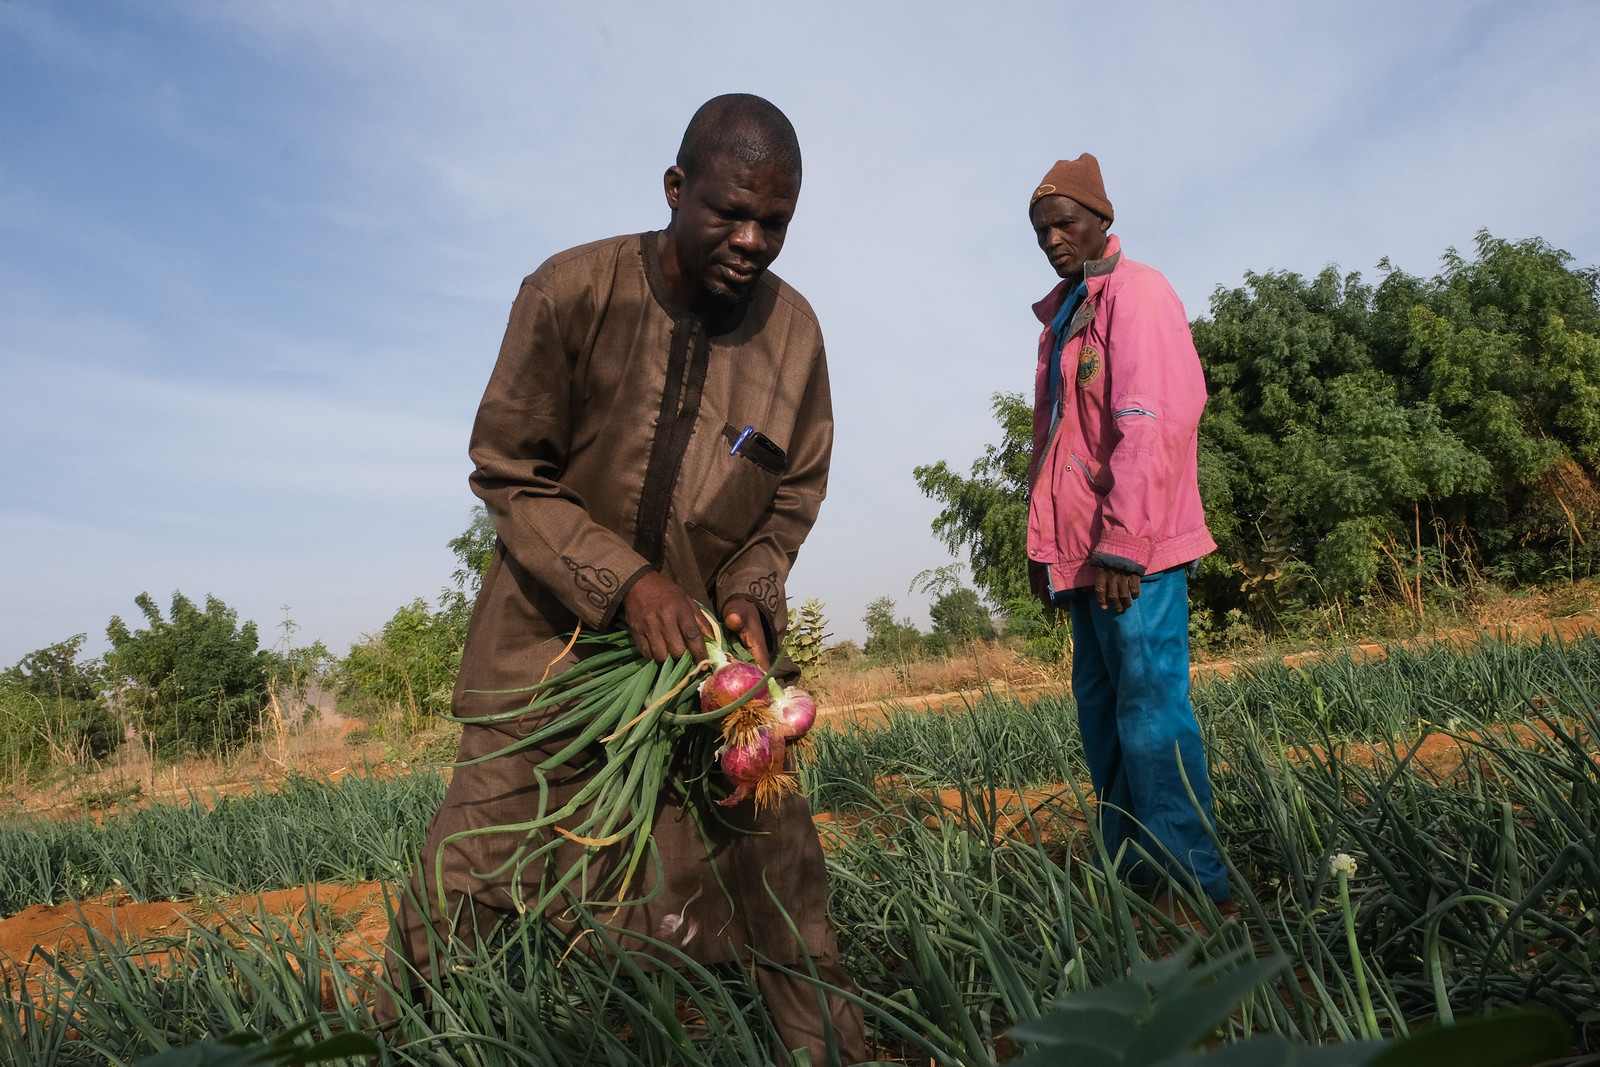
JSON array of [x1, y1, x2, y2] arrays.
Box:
[[0, 635, 1595, 1061]]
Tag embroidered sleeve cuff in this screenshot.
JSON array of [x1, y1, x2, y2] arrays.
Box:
[[716, 568, 788, 633], [547, 541, 653, 629], [598, 563, 657, 630]]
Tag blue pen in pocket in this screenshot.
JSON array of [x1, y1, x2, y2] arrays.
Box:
[[729, 425, 755, 456]]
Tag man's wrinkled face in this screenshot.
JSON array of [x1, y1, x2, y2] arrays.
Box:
[[1030, 195, 1110, 281], [665, 154, 799, 307]]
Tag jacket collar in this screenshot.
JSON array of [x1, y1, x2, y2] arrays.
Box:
[[1031, 233, 1122, 325]]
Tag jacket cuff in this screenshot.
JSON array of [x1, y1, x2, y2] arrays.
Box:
[[1089, 551, 1147, 576], [1090, 532, 1153, 572]]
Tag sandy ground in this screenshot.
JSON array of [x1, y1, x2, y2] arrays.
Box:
[[0, 882, 391, 1006]]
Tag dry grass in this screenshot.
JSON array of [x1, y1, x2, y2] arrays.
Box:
[[805, 639, 1059, 708], [4, 699, 396, 821]]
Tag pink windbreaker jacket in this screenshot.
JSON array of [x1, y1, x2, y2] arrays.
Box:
[[1027, 234, 1216, 595]]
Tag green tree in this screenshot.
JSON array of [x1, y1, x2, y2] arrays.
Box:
[[862, 596, 923, 664], [913, 392, 1033, 614], [3, 633, 104, 703], [339, 597, 469, 721], [1195, 230, 1600, 617], [1, 635, 122, 778], [105, 593, 274, 755], [1404, 233, 1600, 580], [448, 505, 497, 596], [911, 564, 997, 648], [929, 587, 997, 644]]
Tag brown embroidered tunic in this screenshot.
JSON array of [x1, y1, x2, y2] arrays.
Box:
[[401, 231, 837, 971]]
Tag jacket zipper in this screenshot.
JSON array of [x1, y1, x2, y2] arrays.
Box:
[[1070, 453, 1103, 490]]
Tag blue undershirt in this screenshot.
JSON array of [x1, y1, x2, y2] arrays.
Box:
[[1046, 278, 1089, 433], [1043, 278, 1089, 601]]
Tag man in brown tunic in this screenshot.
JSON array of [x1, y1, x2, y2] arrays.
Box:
[[379, 94, 866, 1064]]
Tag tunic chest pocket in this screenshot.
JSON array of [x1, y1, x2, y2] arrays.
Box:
[[679, 422, 785, 547]]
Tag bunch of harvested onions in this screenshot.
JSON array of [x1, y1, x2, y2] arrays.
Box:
[[435, 611, 817, 916]]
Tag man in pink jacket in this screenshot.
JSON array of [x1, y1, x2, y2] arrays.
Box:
[[1025, 154, 1230, 904]]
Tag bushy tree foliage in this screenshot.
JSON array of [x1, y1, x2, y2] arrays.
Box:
[[339, 596, 471, 720], [105, 593, 273, 755], [912, 564, 998, 652], [448, 505, 497, 595], [930, 587, 997, 643], [4, 634, 104, 703], [1, 635, 122, 777], [1198, 231, 1600, 619]]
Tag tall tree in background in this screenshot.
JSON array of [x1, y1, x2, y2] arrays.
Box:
[[1196, 231, 1600, 620], [105, 593, 273, 755], [911, 564, 998, 652], [448, 506, 497, 596], [862, 596, 924, 665], [1, 634, 122, 774], [1406, 234, 1600, 579], [913, 392, 1033, 614]]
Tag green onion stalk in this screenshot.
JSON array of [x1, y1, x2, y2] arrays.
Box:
[[1332, 852, 1380, 1039]]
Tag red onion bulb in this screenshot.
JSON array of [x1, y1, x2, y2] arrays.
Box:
[[699, 660, 769, 715], [772, 686, 817, 739]]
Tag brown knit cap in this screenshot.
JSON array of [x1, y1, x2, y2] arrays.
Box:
[[1029, 153, 1113, 222]]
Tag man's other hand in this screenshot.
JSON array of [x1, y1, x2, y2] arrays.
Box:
[[1094, 567, 1141, 613], [722, 597, 771, 670], [622, 571, 713, 662]]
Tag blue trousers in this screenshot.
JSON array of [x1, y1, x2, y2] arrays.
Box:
[[1062, 567, 1230, 902]]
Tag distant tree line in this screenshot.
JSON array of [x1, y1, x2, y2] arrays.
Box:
[[0, 594, 331, 784]]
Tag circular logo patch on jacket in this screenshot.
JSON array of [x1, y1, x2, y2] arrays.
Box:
[[1076, 345, 1102, 385]]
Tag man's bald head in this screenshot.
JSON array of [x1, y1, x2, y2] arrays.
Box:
[[676, 94, 801, 183]]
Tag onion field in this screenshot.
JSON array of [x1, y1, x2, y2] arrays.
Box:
[[2, 634, 1598, 1065]]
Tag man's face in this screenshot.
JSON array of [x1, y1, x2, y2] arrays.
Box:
[[664, 154, 799, 308], [1030, 195, 1110, 281]]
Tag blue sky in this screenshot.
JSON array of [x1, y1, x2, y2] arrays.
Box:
[[3, 1, 1598, 664]]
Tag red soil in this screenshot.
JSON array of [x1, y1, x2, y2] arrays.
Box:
[[0, 883, 390, 1005]]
